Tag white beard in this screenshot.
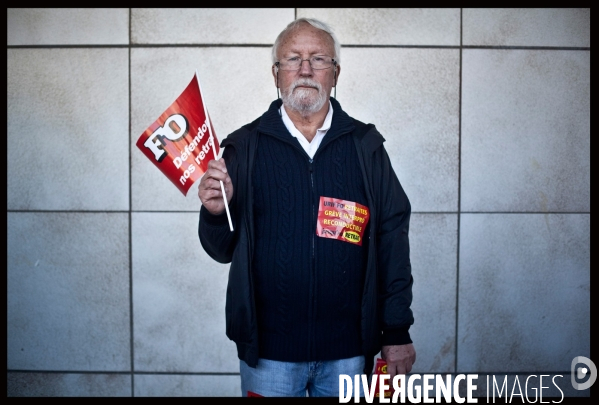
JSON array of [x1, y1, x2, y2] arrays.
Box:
[[281, 78, 328, 115]]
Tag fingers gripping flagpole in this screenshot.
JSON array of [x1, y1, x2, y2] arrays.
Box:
[[196, 70, 234, 232]]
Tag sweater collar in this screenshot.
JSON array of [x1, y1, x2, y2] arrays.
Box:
[[258, 97, 355, 143]]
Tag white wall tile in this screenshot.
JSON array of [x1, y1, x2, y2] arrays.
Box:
[[458, 214, 590, 372], [7, 49, 129, 211], [409, 214, 458, 373], [461, 50, 590, 212], [298, 8, 460, 46], [7, 213, 131, 371], [463, 8, 590, 47], [135, 374, 241, 397], [131, 8, 294, 44], [7, 372, 131, 397], [7, 8, 129, 46], [131, 47, 275, 211], [132, 212, 237, 372], [339, 48, 460, 212]]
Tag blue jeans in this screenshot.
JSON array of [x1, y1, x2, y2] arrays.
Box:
[[240, 356, 365, 397]]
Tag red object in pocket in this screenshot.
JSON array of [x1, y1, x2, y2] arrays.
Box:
[[374, 358, 394, 398], [247, 391, 264, 397]]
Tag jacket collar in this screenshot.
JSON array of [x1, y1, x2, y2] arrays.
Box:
[[257, 97, 355, 145]]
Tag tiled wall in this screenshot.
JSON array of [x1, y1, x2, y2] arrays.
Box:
[[7, 8, 590, 397]]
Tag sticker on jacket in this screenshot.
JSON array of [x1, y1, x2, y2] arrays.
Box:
[[316, 196, 370, 246]]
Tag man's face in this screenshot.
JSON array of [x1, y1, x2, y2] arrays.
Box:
[[274, 23, 339, 115]]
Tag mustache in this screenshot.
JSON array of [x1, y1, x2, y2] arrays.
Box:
[[291, 79, 322, 91]]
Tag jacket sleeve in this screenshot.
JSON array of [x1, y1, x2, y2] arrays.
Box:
[[373, 144, 414, 346], [198, 142, 239, 264]]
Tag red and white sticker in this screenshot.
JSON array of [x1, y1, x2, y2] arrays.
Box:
[[316, 197, 370, 246]]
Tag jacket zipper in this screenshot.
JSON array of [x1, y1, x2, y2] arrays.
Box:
[[308, 157, 316, 360], [309, 158, 315, 259]]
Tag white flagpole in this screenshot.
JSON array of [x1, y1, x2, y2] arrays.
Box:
[[196, 70, 234, 232]]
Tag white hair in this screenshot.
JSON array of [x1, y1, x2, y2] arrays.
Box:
[[271, 18, 341, 65]]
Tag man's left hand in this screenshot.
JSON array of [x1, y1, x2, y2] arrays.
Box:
[[381, 343, 416, 381]]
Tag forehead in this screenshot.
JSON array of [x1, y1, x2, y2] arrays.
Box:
[[277, 23, 335, 57]]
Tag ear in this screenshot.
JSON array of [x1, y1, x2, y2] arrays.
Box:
[[333, 64, 340, 87], [272, 64, 279, 88]]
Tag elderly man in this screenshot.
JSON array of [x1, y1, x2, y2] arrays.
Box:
[[198, 17, 415, 397]]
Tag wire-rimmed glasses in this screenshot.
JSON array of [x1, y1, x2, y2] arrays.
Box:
[[276, 55, 337, 71]]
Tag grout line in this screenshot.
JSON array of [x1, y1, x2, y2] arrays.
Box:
[[6, 369, 574, 376], [5, 210, 591, 215], [128, 7, 135, 398], [455, 7, 463, 375], [6, 44, 591, 51]]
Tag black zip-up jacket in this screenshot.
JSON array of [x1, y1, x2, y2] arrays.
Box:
[[199, 98, 413, 375]]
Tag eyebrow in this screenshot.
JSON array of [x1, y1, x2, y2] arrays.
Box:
[[282, 52, 330, 58]]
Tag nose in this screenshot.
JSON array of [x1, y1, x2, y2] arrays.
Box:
[[299, 59, 313, 75]]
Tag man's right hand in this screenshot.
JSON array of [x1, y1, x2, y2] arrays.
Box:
[[198, 159, 234, 215]]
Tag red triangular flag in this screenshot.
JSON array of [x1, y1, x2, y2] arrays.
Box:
[[136, 72, 219, 196]]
